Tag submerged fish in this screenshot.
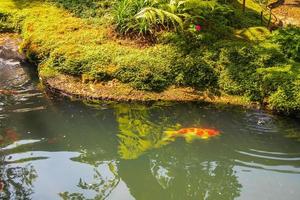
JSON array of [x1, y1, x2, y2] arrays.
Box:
[[164, 128, 220, 142], [177, 128, 220, 138]]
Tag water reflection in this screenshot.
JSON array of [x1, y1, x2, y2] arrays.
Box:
[[57, 104, 242, 200], [0, 163, 37, 199], [115, 104, 180, 160], [0, 140, 38, 200], [118, 147, 242, 200], [59, 161, 120, 200]]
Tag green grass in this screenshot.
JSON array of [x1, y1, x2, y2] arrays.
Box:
[[0, 0, 299, 114]]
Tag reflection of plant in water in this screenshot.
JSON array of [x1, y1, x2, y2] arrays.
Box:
[[149, 147, 241, 200], [117, 143, 242, 200], [280, 127, 300, 142], [59, 161, 120, 200], [0, 160, 37, 199], [115, 104, 180, 160], [272, 117, 300, 142], [0, 127, 37, 199], [150, 159, 174, 189]]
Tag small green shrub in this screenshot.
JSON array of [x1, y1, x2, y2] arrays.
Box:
[[113, 0, 185, 36], [115, 65, 170, 91], [0, 10, 24, 32], [257, 65, 296, 97], [217, 44, 259, 95], [215, 41, 288, 102], [172, 54, 218, 90], [268, 84, 300, 113], [50, 54, 85, 76], [0, 11, 13, 32], [88, 68, 112, 81], [271, 26, 300, 61], [254, 42, 285, 67], [114, 45, 179, 91], [49, 0, 115, 18]]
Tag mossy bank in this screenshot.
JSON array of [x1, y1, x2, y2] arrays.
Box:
[[0, 0, 299, 115]]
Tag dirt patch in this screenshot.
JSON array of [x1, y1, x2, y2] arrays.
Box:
[[272, 0, 300, 26], [42, 73, 251, 106]]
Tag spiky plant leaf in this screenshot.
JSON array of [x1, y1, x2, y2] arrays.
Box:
[[135, 7, 184, 30]]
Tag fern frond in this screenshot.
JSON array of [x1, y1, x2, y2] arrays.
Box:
[[135, 7, 183, 30]]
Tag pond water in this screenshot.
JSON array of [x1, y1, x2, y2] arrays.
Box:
[[1, 55, 300, 200]]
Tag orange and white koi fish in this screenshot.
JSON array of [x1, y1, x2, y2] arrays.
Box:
[[177, 128, 220, 138], [164, 128, 220, 142]]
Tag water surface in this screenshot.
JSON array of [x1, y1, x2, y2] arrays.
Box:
[[1, 56, 300, 200]]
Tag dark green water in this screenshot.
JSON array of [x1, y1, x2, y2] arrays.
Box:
[[1, 60, 300, 200]]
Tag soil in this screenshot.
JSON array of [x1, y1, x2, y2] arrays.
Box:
[[272, 0, 300, 26], [42, 73, 251, 107]]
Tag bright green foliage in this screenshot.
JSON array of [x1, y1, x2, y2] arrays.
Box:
[[172, 53, 218, 90], [218, 45, 259, 95], [114, 45, 178, 91], [271, 26, 300, 61], [112, 0, 247, 37], [215, 40, 300, 112], [257, 64, 300, 113], [1, 0, 300, 114], [235, 27, 270, 41], [113, 0, 186, 36], [48, 0, 115, 18]]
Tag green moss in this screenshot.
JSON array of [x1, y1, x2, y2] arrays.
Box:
[[39, 64, 59, 78], [48, 0, 114, 18], [235, 26, 270, 41]]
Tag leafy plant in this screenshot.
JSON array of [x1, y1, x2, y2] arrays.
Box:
[[113, 0, 189, 36], [271, 26, 300, 61], [49, 0, 115, 18]]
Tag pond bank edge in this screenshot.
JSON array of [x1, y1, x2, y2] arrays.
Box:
[[40, 72, 258, 109], [0, 33, 261, 110]]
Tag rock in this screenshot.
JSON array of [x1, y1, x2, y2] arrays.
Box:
[[0, 38, 25, 61], [0, 37, 30, 89]]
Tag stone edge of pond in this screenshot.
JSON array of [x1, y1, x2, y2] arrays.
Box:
[[40, 72, 258, 108], [0, 33, 25, 61]]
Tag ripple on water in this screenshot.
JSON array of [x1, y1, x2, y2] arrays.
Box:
[[235, 148, 300, 174], [0, 55, 46, 114], [241, 111, 278, 134], [0, 139, 42, 151]]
